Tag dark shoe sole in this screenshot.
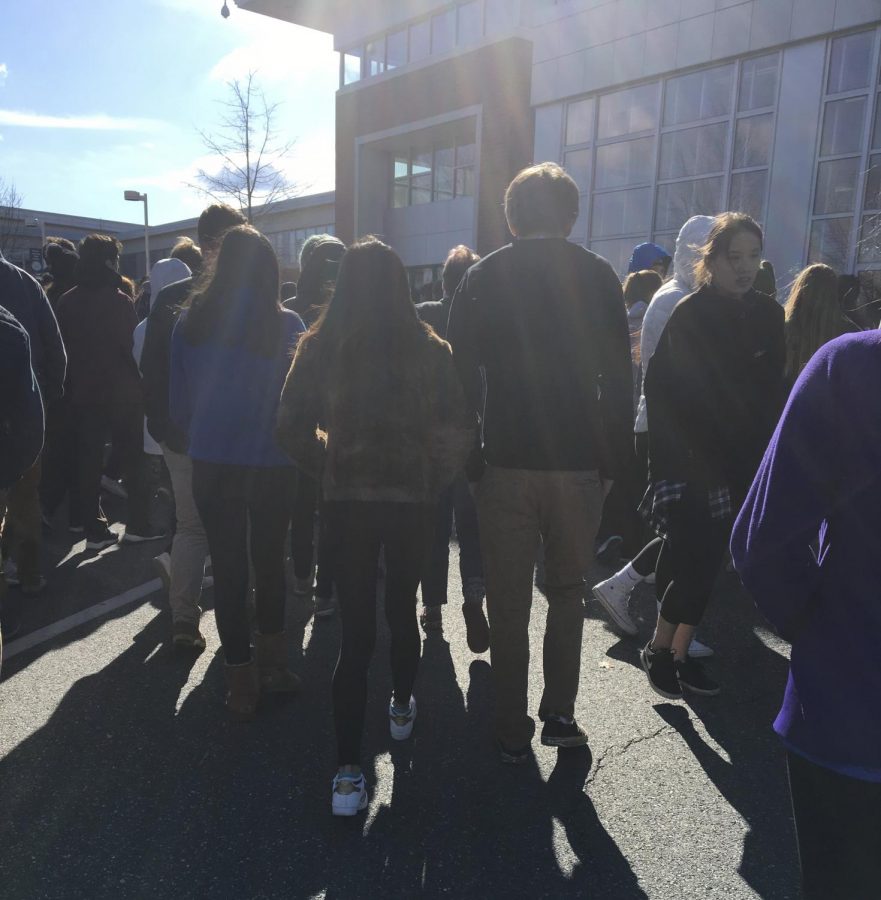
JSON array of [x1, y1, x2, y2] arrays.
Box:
[[497, 739, 531, 765], [121, 533, 167, 544], [679, 680, 721, 697], [85, 538, 118, 550], [640, 650, 683, 700], [541, 733, 589, 748]]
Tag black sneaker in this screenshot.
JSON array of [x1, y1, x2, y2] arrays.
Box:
[[541, 715, 589, 748], [497, 738, 531, 765], [675, 658, 720, 696], [640, 642, 683, 700], [85, 526, 118, 550], [462, 602, 490, 653]]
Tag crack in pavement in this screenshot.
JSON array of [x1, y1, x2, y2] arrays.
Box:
[[586, 724, 676, 786]]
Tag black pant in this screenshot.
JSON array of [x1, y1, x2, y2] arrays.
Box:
[[192, 462, 294, 665], [40, 397, 81, 524], [74, 403, 149, 536], [289, 469, 337, 599], [655, 488, 731, 627], [327, 500, 431, 766], [787, 750, 881, 899]]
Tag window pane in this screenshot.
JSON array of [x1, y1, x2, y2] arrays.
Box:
[[872, 97, 881, 150], [659, 122, 727, 180], [733, 114, 773, 168], [485, 0, 518, 32], [729, 170, 768, 222], [566, 98, 594, 146], [814, 157, 860, 214], [596, 136, 655, 189], [865, 153, 881, 209], [598, 83, 659, 139], [808, 218, 852, 270], [458, 0, 482, 44], [365, 40, 385, 77], [431, 9, 456, 54], [409, 20, 430, 61], [820, 97, 867, 156], [858, 213, 881, 262], [591, 187, 652, 237], [564, 148, 591, 193], [589, 237, 646, 279], [411, 150, 432, 204], [738, 53, 778, 111], [435, 146, 455, 199], [456, 142, 476, 166], [393, 183, 409, 208], [343, 49, 362, 85], [828, 31, 874, 94], [664, 65, 734, 126], [386, 29, 407, 69], [655, 177, 723, 231], [455, 166, 475, 197], [394, 156, 409, 180]]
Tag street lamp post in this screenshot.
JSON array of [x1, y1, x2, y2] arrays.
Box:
[[24, 217, 47, 274], [124, 190, 149, 276]]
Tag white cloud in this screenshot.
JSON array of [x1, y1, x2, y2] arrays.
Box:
[[0, 109, 166, 131], [0, 63, 8, 85]]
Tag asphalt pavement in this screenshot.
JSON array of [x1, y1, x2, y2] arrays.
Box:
[[0, 498, 799, 899]]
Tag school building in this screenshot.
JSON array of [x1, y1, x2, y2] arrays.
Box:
[[237, 0, 881, 293]]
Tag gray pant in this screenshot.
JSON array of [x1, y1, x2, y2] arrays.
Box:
[[477, 467, 603, 749], [162, 444, 209, 625]]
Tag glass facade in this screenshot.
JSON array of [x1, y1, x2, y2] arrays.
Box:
[[266, 224, 335, 269], [562, 53, 780, 276]]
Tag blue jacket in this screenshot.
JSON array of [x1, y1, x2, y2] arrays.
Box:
[[732, 331, 881, 781], [170, 307, 304, 467], [0, 254, 66, 401]]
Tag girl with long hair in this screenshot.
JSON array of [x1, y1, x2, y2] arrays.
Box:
[[784, 263, 852, 388], [639, 213, 785, 699], [170, 225, 304, 719], [277, 237, 473, 816]]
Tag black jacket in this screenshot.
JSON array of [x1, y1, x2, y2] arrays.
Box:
[[446, 238, 633, 480], [140, 277, 193, 452], [644, 284, 785, 491]]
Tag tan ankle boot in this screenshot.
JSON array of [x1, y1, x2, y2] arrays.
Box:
[[224, 661, 259, 721], [255, 631, 302, 694]]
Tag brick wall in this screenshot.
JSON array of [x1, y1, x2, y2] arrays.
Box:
[[335, 37, 535, 255]]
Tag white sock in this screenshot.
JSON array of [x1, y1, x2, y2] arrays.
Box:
[[620, 562, 642, 584]]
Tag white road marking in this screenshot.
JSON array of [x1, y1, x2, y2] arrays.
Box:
[[3, 579, 162, 661]]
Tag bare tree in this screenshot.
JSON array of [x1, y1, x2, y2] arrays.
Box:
[[0, 178, 25, 259], [190, 72, 302, 223]]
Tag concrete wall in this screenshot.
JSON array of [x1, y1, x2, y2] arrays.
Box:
[[530, 0, 881, 105]]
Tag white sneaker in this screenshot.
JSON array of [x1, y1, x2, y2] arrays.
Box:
[[331, 772, 368, 816], [688, 637, 714, 658], [591, 575, 639, 636], [389, 695, 417, 740]]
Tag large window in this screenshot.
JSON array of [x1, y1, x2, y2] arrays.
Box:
[[561, 54, 780, 276], [266, 224, 335, 268], [340, 2, 522, 87], [810, 31, 881, 272], [391, 123, 477, 208]]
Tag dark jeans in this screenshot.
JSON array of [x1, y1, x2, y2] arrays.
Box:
[[421, 474, 483, 607], [40, 397, 80, 524], [787, 750, 881, 899], [192, 461, 294, 665], [73, 403, 149, 536], [596, 435, 646, 559], [289, 469, 337, 599], [655, 488, 731, 627], [327, 500, 431, 766]]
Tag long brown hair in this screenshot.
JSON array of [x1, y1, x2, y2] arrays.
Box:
[[784, 263, 848, 381], [301, 236, 428, 365], [693, 213, 764, 287], [183, 225, 282, 357], [622, 269, 662, 309]]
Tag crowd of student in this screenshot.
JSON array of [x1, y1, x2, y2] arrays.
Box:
[[0, 162, 878, 897]]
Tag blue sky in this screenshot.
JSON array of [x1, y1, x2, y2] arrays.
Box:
[[0, 0, 338, 226]]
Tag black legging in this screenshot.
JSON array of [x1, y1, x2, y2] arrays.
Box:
[[192, 461, 294, 665], [327, 500, 430, 766], [654, 488, 731, 627]]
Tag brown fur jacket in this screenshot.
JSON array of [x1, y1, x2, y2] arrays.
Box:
[[276, 326, 474, 503]]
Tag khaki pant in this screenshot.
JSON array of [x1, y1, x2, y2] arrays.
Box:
[[0, 457, 43, 590], [477, 467, 603, 749], [161, 445, 209, 626]]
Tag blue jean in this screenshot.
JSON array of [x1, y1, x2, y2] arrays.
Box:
[[421, 474, 484, 607]]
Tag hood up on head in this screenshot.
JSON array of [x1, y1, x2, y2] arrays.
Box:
[[147, 257, 191, 311], [671, 215, 716, 291]]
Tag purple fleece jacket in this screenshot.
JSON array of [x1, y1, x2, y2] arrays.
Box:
[[731, 330, 881, 779]]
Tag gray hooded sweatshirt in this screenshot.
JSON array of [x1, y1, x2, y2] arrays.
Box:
[[634, 215, 715, 433]]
